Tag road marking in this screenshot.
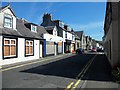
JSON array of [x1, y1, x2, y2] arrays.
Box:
[[80, 80, 87, 88], [82, 55, 97, 76], [76, 54, 97, 79], [0, 54, 73, 72], [65, 82, 74, 90], [70, 80, 81, 90], [65, 54, 97, 90]]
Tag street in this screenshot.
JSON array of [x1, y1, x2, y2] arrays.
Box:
[[1, 2, 120, 90], [2, 53, 119, 89]]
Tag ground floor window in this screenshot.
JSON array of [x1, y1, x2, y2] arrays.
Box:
[[3, 38, 17, 58], [25, 40, 34, 56]]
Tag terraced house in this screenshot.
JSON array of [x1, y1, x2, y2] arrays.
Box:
[[0, 4, 68, 65], [41, 13, 76, 53], [104, 2, 120, 68], [75, 31, 86, 50], [44, 26, 64, 56], [0, 4, 90, 66], [0, 5, 47, 65]]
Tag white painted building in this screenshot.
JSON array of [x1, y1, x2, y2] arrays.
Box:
[[44, 26, 64, 56], [0, 5, 45, 65], [64, 25, 75, 53]]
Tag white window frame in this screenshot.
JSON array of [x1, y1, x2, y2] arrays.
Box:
[[59, 21, 64, 28], [25, 40, 33, 56], [4, 14, 13, 28], [4, 38, 16, 58], [54, 30, 56, 36], [31, 25, 37, 33], [67, 27, 71, 31]]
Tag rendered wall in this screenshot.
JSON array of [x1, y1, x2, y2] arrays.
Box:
[[1, 38, 40, 65]]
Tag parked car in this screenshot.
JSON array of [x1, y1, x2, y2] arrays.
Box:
[[97, 48, 104, 52], [76, 48, 84, 54], [91, 48, 97, 52]]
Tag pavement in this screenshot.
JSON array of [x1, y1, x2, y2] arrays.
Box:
[[2, 53, 73, 70]]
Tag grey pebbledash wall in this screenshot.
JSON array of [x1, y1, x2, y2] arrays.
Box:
[[46, 41, 54, 55]]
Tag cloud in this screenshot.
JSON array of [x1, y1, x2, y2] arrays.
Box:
[[70, 21, 104, 41]]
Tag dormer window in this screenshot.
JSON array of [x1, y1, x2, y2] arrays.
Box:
[[31, 25, 37, 32], [4, 14, 13, 28], [67, 27, 71, 31], [59, 21, 64, 28]]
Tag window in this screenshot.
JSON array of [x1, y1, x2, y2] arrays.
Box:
[[59, 21, 64, 28], [67, 27, 71, 31], [65, 32, 67, 38], [4, 14, 12, 28], [72, 35, 74, 41], [25, 40, 34, 56], [31, 25, 37, 32], [4, 38, 16, 58], [54, 30, 56, 36]]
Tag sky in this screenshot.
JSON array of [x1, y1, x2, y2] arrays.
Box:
[[2, 2, 106, 41]]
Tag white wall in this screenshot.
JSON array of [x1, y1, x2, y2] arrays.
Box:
[[40, 44, 42, 58], [67, 32, 72, 40], [0, 36, 2, 66], [63, 31, 66, 42], [53, 26, 57, 36], [2, 38, 40, 65], [0, 12, 4, 28], [72, 35, 75, 42], [43, 33, 63, 42], [44, 33, 65, 54]]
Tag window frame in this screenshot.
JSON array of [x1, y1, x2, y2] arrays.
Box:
[[3, 37, 18, 59], [65, 32, 67, 38], [25, 39, 34, 57], [4, 13, 13, 28], [31, 24, 37, 33], [72, 35, 74, 41]]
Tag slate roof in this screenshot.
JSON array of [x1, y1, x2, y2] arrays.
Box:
[[75, 34, 80, 40], [0, 5, 9, 11], [17, 18, 47, 39], [0, 18, 47, 39], [0, 27, 23, 37], [37, 26, 48, 37], [75, 31, 84, 40], [45, 26, 55, 31]]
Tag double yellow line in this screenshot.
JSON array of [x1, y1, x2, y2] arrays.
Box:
[[65, 54, 97, 90]]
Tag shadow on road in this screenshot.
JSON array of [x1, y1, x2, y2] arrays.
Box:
[[20, 54, 94, 79], [82, 54, 113, 82], [20, 54, 114, 82]]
